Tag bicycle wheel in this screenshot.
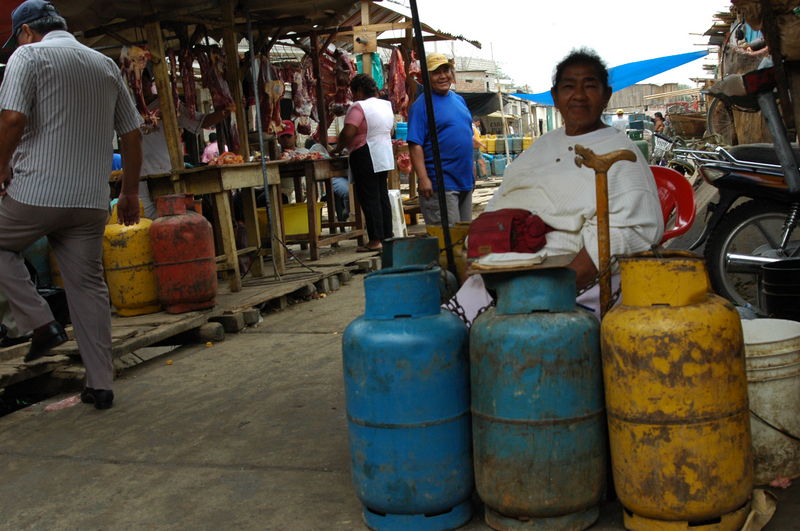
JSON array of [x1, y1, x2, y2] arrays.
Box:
[[706, 97, 737, 145]]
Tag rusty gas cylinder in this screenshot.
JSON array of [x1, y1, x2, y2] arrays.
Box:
[[150, 194, 217, 313], [601, 251, 753, 530], [471, 268, 605, 530]]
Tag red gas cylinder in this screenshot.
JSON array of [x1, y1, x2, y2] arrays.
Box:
[[150, 194, 217, 313]]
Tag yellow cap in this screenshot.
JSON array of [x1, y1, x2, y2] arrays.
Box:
[[426, 53, 453, 72], [616, 109, 624, 114]]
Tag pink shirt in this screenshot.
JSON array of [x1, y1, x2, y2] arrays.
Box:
[[344, 103, 369, 152], [202, 141, 220, 163]]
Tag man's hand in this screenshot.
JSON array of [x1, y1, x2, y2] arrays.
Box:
[[117, 192, 141, 226], [0, 166, 11, 196], [418, 175, 434, 199]]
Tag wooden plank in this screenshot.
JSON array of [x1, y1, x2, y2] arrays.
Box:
[[212, 190, 242, 292], [143, 19, 185, 192], [222, 0, 251, 158], [267, 183, 286, 274]]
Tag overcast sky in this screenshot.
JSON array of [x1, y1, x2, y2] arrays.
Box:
[[407, 0, 731, 90]]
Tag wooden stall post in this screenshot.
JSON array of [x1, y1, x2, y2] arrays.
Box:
[[221, 0, 265, 279], [311, 32, 328, 149], [143, 19, 185, 194], [221, 0, 251, 159]]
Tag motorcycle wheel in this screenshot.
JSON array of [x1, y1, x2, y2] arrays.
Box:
[[704, 200, 799, 313]]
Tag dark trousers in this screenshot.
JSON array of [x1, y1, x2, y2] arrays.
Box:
[[350, 145, 393, 242]]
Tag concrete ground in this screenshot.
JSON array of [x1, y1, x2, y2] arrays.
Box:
[[0, 274, 798, 530]]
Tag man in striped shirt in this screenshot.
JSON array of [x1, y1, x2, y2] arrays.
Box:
[[0, 0, 143, 410]]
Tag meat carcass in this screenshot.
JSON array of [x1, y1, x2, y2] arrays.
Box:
[[256, 56, 284, 136], [387, 48, 409, 119], [167, 49, 181, 116], [408, 50, 422, 84], [195, 45, 235, 111], [119, 45, 159, 128], [180, 49, 198, 119], [315, 47, 356, 140]]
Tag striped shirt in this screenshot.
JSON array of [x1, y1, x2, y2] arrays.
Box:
[[0, 30, 142, 209]]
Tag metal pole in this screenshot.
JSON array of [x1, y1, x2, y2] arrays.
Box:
[[408, 0, 457, 279], [246, 9, 281, 278]]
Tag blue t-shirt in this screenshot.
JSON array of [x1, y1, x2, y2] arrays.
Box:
[[407, 91, 473, 192]]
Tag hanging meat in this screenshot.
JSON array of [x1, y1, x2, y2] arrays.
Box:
[[195, 45, 239, 153], [387, 48, 409, 119], [195, 45, 235, 111], [408, 50, 423, 84], [315, 47, 356, 140], [119, 45, 159, 128], [180, 49, 198, 119], [257, 56, 284, 136], [167, 49, 181, 116]]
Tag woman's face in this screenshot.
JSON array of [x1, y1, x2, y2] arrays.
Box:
[[551, 63, 611, 136]]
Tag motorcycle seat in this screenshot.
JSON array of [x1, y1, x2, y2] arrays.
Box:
[[728, 143, 800, 166]]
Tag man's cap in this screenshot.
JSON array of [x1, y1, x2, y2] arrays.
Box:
[[4, 0, 60, 49], [278, 120, 295, 137], [616, 109, 624, 114], [426, 53, 453, 72]]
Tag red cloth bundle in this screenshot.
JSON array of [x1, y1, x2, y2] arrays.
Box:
[[467, 208, 552, 259]]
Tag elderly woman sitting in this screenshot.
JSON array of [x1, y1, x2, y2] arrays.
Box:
[[450, 48, 663, 321]]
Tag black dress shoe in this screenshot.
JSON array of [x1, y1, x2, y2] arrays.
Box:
[[0, 324, 32, 348], [80, 387, 114, 410], [24, 320, 68, 363]]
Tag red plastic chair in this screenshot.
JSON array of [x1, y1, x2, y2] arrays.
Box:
[[649, 166, 696, 243]]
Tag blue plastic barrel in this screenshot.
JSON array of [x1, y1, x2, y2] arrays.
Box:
[[471, 268, 605, 530], [492, 155, 506, 176], [394, 122, 408, 141], [343, 266, 473, 530]]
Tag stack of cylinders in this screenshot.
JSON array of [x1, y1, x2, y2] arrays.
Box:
[[487, 135, 497, 154], [512, 136, 523, 153], [342, 266, 473, 530], [522, 136, 533, 150], [471, 269, 605, 530], [601, 252, 753, 530], [381, 236, 458, 301]]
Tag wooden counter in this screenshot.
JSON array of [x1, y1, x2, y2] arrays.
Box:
[[145, 157, 366, 291]]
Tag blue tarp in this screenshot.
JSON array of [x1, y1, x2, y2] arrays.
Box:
[[511, 50, 709, 106]]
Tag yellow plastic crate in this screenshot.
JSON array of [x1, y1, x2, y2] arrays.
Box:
[[257, 202, 325, 236]]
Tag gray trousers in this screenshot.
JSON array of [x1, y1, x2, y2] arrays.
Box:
[[419, 190, 473, 226], [0, 196, 113, 389]]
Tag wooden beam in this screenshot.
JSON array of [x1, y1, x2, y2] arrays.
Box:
[[221, 0, 250, 158], [143, 19, 184, 189], [83, 2, 219, 38], [360, 1, 372, 77], [310, 32, 328, 148]]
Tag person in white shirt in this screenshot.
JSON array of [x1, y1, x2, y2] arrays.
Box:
[[448, 48, 663, 321], [611, 109, 629, 131]]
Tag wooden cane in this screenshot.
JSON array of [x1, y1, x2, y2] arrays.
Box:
[[574, 144, 637, 317]]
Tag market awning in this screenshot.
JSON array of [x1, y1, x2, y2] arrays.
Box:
[[510, 50, 710, 106]]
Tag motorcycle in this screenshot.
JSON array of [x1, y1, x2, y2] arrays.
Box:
[[683, 66, 800, 314]]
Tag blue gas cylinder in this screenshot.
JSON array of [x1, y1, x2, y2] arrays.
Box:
[[343, 266, 473, 531], [492, 155, 506, 176], [382, 237, 458, 300], [471, 268, 605, 530]]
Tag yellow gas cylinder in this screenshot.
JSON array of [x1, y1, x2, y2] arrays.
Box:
[[487, 135, 496, 154], [522, 136, 533, 150], [426, 222, 470, 280], [103, 205, 161, 316], [479, 134, 488, 153], [601, 251, 753, 530]]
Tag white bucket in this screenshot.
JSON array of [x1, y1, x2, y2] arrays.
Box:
[[741, 318, 800, 485]]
